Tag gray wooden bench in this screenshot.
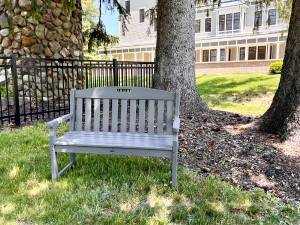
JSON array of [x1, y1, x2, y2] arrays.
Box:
[[48, 87, 180, 187]]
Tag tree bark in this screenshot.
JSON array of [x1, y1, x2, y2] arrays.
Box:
[[154, 0, 207, 115], [261, 0, 300, 141]]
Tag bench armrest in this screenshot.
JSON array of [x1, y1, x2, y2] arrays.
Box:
[[173, 117, 180, 133], [48, 114, 72, 128]]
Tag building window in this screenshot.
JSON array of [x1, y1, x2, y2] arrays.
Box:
[[248, 46, 257, 60], [268, 9, 276, 25], [205, 18, 211, 32], [139, 9, 145, 23], [220, 49, 226, 61], [195, 19, 201, 33], [233, 12, 240, 30], [210, 49, 217, 62], [220, 13, 240, 31], [239, 47, 245, 60], [219, 15, 225, 32], [125, 0, 130, 14], [254, 11, 262, 27], [203, 50, 209, 62], [226, 14, 233, 30], [258, 46, 266, 60]]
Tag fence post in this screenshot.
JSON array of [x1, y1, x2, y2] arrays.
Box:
[[11, 55, 20, 126], [113, 59, 118, 86]]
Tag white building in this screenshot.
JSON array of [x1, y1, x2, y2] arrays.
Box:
[[100, 0, 288, 73]]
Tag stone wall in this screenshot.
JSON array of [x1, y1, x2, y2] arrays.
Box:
[[0, 0, 83, 58]]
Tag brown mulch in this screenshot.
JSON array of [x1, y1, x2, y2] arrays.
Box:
[[179, 110, 300, 203]]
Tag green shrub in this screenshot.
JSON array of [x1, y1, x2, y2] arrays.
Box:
[[269, 61, 283, 74]]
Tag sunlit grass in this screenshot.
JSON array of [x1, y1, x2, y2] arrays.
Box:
[[0, 124, 299, 225], [196, 73, 280, 116]]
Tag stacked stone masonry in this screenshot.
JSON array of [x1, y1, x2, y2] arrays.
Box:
[[0, 0, 83, 58]]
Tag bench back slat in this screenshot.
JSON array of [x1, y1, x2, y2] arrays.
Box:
[[138, 100, 146, 133], [166, 100, 174, 133], [129, 100, 137, 132], [71, 87, 179, 135], [157, 100, 164, 134], [102, 99, 109, 132], [120, 100, 128, 132], [148, 100, 155, 134], [111, 99, 119, 132], [69, 89, 75, 131], [75, 98, 83, 131], [93, 99, 100, 131], [84, 99, 92, 131]]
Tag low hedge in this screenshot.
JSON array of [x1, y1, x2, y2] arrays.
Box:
[[269, 61, 283, 74]]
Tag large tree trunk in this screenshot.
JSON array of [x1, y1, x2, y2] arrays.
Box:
[[154, 0, 207, 115], [261, 0, 300, 141]]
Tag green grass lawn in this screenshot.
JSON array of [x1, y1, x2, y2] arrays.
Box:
[[196, 73, 280, 116], [1, 124, 299, 225]]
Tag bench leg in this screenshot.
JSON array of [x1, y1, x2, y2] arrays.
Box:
[[51, 147, 76, 181], [51, 146, 59, 181], [171, 142, 178, 188]]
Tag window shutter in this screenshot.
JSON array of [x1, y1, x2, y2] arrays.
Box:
[[139, 9, 145, 23]]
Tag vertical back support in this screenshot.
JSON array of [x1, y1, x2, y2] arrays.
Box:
[[138, 100, 145, 133], [85, 99, 91, 131], [120, 100, 127, 132], [166, 100, 174, 134], [157, 100, 164, 134], [102, 99, 109, 132], [111, 99, 119, 132], [94, 99, 100, 131], [69, 89, 75, 131], [75, 98, 83, 131], [129, 100, 136, 132], [148, 100, 155, 134]]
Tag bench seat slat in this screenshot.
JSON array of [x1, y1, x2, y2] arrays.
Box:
[[55, 131, 173, 151]]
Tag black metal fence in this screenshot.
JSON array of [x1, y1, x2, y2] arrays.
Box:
[[0, 56, 155, 127]]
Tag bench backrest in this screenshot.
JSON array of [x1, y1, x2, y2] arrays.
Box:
[[69, 87, 179, 135]]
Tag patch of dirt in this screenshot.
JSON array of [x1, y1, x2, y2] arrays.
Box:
[[179, 110, 300, 203]]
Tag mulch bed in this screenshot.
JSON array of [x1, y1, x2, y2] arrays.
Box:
[[179, 110, 300, 203]]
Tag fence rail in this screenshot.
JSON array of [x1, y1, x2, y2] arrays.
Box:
[[0, 56, 155, 127]]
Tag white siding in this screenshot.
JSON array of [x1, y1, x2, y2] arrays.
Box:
[[116, 0, 288, 48]]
